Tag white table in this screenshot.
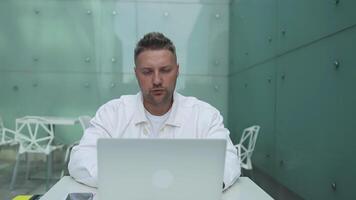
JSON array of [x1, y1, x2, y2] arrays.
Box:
[[16, 116, 78, 127], [15, 116, 79, 138], [40, 176, 273, 200]]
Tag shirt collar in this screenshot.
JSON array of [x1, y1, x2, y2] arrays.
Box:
[[133, 92, 182, 127], [133, 92, 148, 125]]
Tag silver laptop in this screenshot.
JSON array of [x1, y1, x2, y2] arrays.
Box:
[[97, 138, 226, 200]]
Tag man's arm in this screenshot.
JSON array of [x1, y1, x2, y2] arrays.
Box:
[[68, 106, 113, 187], [206, 111, 241, 189]]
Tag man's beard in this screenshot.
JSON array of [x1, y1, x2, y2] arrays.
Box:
[[146, 88, 172, 106]]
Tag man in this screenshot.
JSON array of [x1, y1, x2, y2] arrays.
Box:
[[68, 32, 240, 189]]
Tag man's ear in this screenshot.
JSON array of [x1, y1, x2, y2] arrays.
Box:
[[177, 64, 180, 76]]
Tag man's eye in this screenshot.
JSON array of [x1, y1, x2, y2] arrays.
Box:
[[142, 70, 152, 75], [161, 68, 172, 73]]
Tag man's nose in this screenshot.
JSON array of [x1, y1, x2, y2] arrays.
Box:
[[153, 71, 162, 85]]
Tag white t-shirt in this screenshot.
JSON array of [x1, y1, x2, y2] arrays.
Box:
[[144, 109, 171, 138]]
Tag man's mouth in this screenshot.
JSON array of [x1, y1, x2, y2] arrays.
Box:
[[151, 89, 165, 95]]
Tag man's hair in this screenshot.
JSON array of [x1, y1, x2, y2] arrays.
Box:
[[134, 32, 176, 64]]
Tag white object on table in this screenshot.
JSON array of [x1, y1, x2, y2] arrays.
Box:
[[40, 176, 273, 200]]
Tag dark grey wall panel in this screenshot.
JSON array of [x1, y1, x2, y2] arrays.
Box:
[[276, 25, 356, 200], [228, 61, 276, 176], [229, 0, 356, 199], [278, 0, 356, 54], [230, 0, 277, 73]]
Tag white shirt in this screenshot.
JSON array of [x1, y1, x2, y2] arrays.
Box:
[[68, 92, 240, 189]]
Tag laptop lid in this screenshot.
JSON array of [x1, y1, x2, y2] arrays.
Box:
[[97, 138, 226, 200]]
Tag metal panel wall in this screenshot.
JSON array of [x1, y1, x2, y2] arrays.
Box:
[[0, 0, 229, 144], [230, 0, 356, 199], [228, 61, 276, 176], [275, 26, 356, 200]]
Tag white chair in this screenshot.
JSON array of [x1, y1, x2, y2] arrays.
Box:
[[234, 125, 260, 170], [10, 116, 63, 190], [61, 115, 92, 177], [0, 116, 17, 146]]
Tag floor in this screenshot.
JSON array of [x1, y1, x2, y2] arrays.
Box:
[[0, 147, 64, 200], [244, 167, 304, 200], [0, 149, 303, 200]]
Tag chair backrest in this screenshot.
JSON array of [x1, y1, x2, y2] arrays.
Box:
[[236, 125, 260, 170], [0, 116, 3, 135], [78, 115, 92, 131], [0, 116, 4, 128], [0, 115, 17, 146], [0, 115, 6, 144], [15, 117, 55, 154]]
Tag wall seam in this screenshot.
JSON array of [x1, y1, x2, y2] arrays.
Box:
[[229, 22, 356, 77]]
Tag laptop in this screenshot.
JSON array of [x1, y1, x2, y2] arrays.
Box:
[[97, 138, 226, 200]]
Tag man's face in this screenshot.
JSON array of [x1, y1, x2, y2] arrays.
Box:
[[135, 49, 179, 108]]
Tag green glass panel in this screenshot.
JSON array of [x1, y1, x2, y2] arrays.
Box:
[[138, 0, 230, 3], [137, 2, 229, 76], [177, 75, 228, 120], [0, 0, 98, 72], [100, 1, 137, 74], [97, 73, 139, 104], [0, 0, 38, 70]]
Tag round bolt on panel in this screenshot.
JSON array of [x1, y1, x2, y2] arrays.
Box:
[[281, 30, 286, 36], [280, 160, 284, 166], [215, 13, 221, 19], [87, 10, 92, 15], [281, 73, 286, 80], [214, 85, 219, 91], [331, 182, 337, 191], [13, 85, 19, 91], [112, 11, 117, 15], [334, 60, 340, 69]]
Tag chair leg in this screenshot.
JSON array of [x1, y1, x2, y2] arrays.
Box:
[[46, 153, 53, 190], [25, 153, 31, 180], [64, 145, 71, 163], [10, 153, 21, 190], [61, 145, 71, 177]]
